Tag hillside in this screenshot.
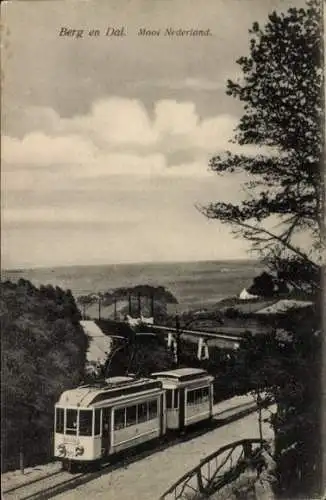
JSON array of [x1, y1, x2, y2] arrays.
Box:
[[1, 279, 88, 471]]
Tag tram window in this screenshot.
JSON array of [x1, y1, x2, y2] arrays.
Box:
[[187, 390, 195, 404], [79, 410, 92, 436], [114, 408, 125, 430], [126, 405, 137, 427], [187, 389, 200, 405], [202, 387, 209, 402], [166, 390, 173, 409], [138, 402, 148, 423], [66, 409, 78, 435], [148, 400, 158, 420], [55, 408, 64, 433], [95, 409, 101, 435], [187, 387, 210, 406], [174, 390, 179, 409]]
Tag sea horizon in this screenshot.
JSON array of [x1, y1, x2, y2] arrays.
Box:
[[2, 257, 260, 273], [1, 259, 265, 312]]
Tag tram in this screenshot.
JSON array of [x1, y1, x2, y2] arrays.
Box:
[[151, 368, 214, 430], [54, 368, 214, 470]]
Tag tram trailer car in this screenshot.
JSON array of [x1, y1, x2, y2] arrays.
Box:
[[151, 368, 214, 430], [54, 376, 166, 468], [54, 368, 214, 469]]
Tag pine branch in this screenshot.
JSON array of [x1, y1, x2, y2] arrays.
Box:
[[197, 203, 319, 270]]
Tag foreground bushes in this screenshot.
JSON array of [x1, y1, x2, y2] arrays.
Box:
[[177, 306, 322, 498], [1, 279, 88, 471]]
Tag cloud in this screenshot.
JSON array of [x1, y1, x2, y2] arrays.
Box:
[[3, 206, 144, 225], [195, 114, 237, 149], [154, 100, 198, 135], [66, 98, 158, 146], [2, 97, 276, 222], [133, 75, 243, 92], [3, 97, 265, 181], [2, 133, 95, 167], [2, 0, 296, 268], [162, 161, 211, 179], [1, 96, 269, 269], [0, 100, 204, 190], [80, 152, 167, 178], [183, 77, 229, 91]]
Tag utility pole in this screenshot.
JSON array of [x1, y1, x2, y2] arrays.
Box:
[[98, 296, 101, 320], [257, 392, 263, 443], [150, 293, 155, 319], [114, 296, 117, 320], [128, 294, 132, 316], [137, 292, 141, 317], [19, 427, 24, 474], [175, 314, 181, 367]]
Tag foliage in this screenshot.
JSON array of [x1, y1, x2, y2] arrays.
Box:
[[247, 271, 275, 296], [77, 285, 177, 305], [201, 0, 323, 274], [175, 337, 251, 403], [109, 285, 178, 304], [104, 332, 175, 378], [231, 307, 322, 498], [77, 285, 178, 321], [96, 318, 135, 339], [173, 303, 322, 496], [266, 253, 322, 298], [82, 318, 174, 382], [197, 3, 323, 496], [1, 279, 88, 470]]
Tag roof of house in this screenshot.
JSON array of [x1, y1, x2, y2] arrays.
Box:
[[256, 299, 313, 315]]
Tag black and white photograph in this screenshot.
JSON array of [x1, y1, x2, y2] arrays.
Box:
[[1, 0, 324, 498]]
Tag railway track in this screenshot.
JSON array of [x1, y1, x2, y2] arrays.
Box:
[[3, 469, 63, 495], [3, 470, 91, 500], [3, 400, 258, 500]]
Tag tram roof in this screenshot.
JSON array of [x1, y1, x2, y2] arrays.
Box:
[[56, 376, 162, 408], [151, 367, 210, 382]]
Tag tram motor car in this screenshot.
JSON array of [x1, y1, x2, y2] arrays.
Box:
[[54, 368, 214, 470]]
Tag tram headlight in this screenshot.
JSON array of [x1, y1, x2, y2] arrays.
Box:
[[75, 445, 84, 456], [57, 443, 66, 456]]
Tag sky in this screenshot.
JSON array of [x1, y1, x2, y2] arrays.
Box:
[[1, 0, 301, 269]]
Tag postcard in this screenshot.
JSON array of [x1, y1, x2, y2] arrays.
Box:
[[1, 1, 323, 499]]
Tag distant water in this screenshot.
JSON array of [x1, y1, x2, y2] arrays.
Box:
[[2, 260, 265, 312]]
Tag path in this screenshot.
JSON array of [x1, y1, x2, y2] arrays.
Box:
[[55, 406, 275, 500]]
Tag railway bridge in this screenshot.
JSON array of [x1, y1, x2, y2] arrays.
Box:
[[146, 324, 261, 360], [82, 318, 266, 363]]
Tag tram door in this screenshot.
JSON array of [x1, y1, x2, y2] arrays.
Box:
[[102, 407, 111, 456]]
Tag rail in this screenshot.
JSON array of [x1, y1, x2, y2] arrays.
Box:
[[2, 468, 62, 495], [159, 438, 267, 499], [150, 324, 242, 342]]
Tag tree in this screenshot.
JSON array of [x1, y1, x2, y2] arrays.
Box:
[[1, 280, 88, 471], [200, 0, 323, 284], [267, 252, 321, 297], [77, 294, 99, 319], [102, 331, 175, 378], [198, 1, 323, 496], [240, 307, 322, 498], [248, 271, 275, 296]]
